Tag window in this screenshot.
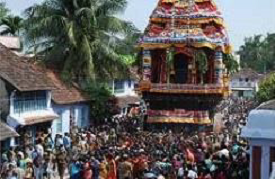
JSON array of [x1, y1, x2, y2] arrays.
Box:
[[239, 78, 243, 82], [80, 107, 87, 127], [14, 91, 47, 114], [245, 78, 249, 82], [128, 80, 132, 88], [114, 80, 125, 94], [134, 82, 139, 89], [56, 112, 63, 133], [239, 91, 244, 97]]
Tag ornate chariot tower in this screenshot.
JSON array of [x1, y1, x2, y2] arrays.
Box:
[[138, 0, 232, 126]]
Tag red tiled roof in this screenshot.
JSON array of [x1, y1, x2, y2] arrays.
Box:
[[24, 115, 58, 125], [117, 96, 140, 108], [0, 44, 54, 91], [231, 68, 260, 80], [46, 71, 90, 104], [0, 121, 19, 141], [0, 43, 90, 104]]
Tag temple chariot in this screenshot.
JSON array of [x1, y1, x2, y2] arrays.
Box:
[[138, 0, 232, 129]]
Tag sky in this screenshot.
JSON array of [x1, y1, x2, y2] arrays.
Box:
[[3, 0, 275, 51]]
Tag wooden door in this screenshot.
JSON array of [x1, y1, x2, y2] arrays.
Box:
[[270, 147, 275, 174], [252, 146, 262, 179]]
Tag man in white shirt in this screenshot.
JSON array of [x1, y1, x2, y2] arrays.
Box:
[[187, 164, 198, 179]]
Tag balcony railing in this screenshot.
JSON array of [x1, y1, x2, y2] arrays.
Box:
[[14, 99, 47, 115], [139, 81, 229, 95], [151, 83, 222, 90], [114, 89, 125, 94], [231, 82, 255, 88]]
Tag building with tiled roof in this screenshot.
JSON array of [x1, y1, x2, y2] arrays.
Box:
[[0, 44, 54, 91], [0, 43, 58, 145], [230, 68, 261, 98], [46, 70, 90, 104], [46, 70, 91, 134], [109, 66, 141, 117], [0, 42, 91, 146]]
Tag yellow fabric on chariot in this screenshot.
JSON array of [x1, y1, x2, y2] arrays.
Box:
[[147, 117, 212, 124], [139, 43, 232, 54], [149, 88, 224, 94], [162, 0, 178, 3]]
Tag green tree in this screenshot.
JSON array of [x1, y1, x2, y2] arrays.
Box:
[[257, 72, 275, 103], [115, 32, 142, 55], [238, 34, 275, 73], [85, 82, 119, 125], [24, 0, 138, 83], [115, 32, 142, 67], [0, 15, 23, 36], [0, 2, 9, 19]]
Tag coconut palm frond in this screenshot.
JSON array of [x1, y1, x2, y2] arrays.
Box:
[[24, 0, 137, 83]]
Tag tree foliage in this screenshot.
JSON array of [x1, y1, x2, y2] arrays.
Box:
[[0, 15, 23, 36], [116, 32, 142, 67], [0, 2, 9, 19], [257, 72, 275, 103], [223, 53, 239, 74], [238, 33, 275, 73], [24, 0, 138, 83], [85, 82, 119, 125]]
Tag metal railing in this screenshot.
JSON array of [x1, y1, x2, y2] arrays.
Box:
[[114, 89, 125, 94], [231, 82, 254, 88], [14, 99, 47, 115]]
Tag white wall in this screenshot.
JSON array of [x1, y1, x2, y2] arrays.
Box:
[[230, 79, 258, 89], [52, 103, 90, 138], [111, 80, 137, 97], [51, 106, 70, 138]]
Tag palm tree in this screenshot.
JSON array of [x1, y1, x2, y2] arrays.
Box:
[[238, 35, 265, 72], [24, 0, 138, 83], [0, 15, 23, 36]]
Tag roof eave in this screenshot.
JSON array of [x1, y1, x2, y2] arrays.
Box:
[[52, 99, 91, 105], [0, 72, 54, 92]]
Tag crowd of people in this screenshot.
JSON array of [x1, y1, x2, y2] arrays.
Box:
[[1, 125, 249, 179], [0, 98, 254, 179]]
